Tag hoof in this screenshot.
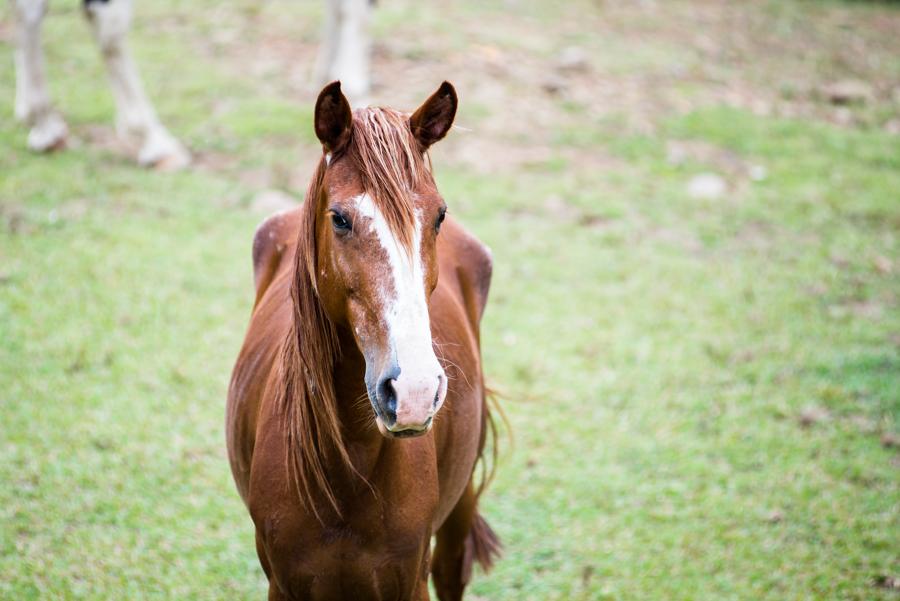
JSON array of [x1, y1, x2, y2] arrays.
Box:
[[151, 151, 191, 172], [138, 129, 191, 171], [27, 113, 69, 153]]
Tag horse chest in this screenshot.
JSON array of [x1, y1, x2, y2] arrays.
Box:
[[251, 439, 439, 598], [262, 509, 433, 601]]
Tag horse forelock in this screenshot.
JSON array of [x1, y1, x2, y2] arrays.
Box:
[[347, 107, 431, 253]]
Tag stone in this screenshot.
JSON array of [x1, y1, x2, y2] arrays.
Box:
[[687, 173, 726, 200], [798, 405, 830, 428], [749, 164, 767, 182], [822, 79, 874, 105], [557, 46, 590, 73], [541, 74, 567, 95], [765, 510, 784, 523], [872, 255, 892, 274]]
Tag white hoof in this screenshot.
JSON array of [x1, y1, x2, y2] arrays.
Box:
[[27, 112, 68, 152], [137, 128, 190, 171]]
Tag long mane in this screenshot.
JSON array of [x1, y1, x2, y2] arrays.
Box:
[[275, 108, 432, 520]]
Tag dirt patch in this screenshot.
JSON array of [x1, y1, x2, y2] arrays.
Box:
[[77, 124, 133, 158], [100, 0, 900, 177], [1, 203, 29, 235]]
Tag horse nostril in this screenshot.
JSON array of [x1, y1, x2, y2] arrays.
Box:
[[434, 374, 444, 407], [376, 377, 397, 424]]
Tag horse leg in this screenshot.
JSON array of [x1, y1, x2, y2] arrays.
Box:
[[82, 0, 189, 169], [315, 0, 371, 106], [267, 585, 289, 601], [255, 533, 291, 601], [431, 483, 501, 601], [11, 0, 68, 151]]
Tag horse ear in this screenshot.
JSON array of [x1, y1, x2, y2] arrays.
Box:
[[410, 81, 458, 149], [315, 81, 353, 154]]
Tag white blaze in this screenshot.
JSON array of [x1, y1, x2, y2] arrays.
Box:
[[354, 193, 446, 427]]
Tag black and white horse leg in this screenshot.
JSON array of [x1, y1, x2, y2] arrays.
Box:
[[83, 0, 189, 169], [315, 0, 372, 106], [11, 0, 68, 151]]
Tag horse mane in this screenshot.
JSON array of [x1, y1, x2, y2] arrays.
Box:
[[275, 107, 433, 521]]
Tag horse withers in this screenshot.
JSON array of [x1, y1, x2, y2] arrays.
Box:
[[226, 81, 500, 600]]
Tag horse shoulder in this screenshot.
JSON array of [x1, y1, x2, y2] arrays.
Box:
[[228, 209, 300, 502], [251, 208, 302, 304]]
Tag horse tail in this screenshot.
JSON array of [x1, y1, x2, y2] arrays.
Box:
[[467, 384, 507, 573], [467, 511, 502, 573], [473, 384, 507, 500]]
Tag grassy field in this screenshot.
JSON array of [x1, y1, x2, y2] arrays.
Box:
[[1, 0, 898, 599]]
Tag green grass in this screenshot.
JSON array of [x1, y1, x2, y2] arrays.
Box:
[[1, 0, 898, 599]]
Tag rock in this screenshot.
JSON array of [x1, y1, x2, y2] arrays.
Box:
[[540, 74, 567, 95], [251, 189, 299, 215], [687, 173, 726, 200], [872, 255, 892, 274], [881, 432, 899, 449], [822, 79, 874, 105], [798, 405, 830, 428], [765, 509, 784, 523], [579, 213, 615, 230], [4, 207, 28, 235], [581, 565, 595, 587], [557, 46, 590, 73], [873, 575, 900, 590], [749, 164, 767, 182]]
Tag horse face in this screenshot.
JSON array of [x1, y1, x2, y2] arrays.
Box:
[[312, 81, 458, 438], [318, 169, 448, 437]]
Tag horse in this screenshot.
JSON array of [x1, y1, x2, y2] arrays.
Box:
[[9, 0, 190, 168], [225, 81, 501, 600]]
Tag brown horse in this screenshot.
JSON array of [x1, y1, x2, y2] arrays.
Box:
[[226, 81, 500, 600]]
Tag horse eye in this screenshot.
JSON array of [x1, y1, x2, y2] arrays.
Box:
[[331, 212, 352, 233], [435, 208, 447, 233]]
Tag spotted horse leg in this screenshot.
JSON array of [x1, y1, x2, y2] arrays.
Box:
[[315, 0, 372, 107], [11, 0, 68, 152], [82, 0, 189, 169]]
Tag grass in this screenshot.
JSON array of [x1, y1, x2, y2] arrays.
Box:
[[1, 0, 898, 599]]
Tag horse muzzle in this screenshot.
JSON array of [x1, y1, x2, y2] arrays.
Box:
[[372, 368, 447, 438]]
